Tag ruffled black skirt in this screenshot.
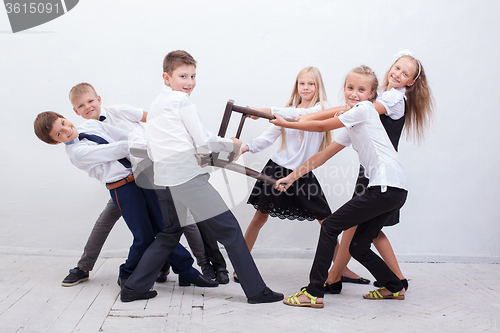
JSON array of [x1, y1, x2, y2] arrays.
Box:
[[247, 160, 331, 221]]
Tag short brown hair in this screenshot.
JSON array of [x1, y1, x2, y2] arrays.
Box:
[[69, 83, 98, 105], [163, 50, 196, 75], [34, 111, 65, 144]]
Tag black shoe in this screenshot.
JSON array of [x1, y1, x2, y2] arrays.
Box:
[[341, 276, 370, 284], [156, 268, 170, 283], [324, 281, 342, 294], [233, 272, 240, 283], [215, 269, 229, 284], [374, 278, 408, 290], [247, 287, 284, 304], [117, 277, 128, 289], [179, 274, 219, 287], [62, 267, 89, 287], [201, 264, 216, 280], [121, 287, 158, 302]]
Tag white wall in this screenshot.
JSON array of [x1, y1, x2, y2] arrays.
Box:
[[1, 0, 499, 262]]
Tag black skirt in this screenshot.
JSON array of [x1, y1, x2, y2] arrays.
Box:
[[247, 160, 332, 221], [354, 165, 399, 227]]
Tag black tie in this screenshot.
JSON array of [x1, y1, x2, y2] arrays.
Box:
[[78, 133, 132, 168], [99, 115, 106, 122]]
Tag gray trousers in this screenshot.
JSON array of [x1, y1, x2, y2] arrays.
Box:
[[125, 174, 266, 299]]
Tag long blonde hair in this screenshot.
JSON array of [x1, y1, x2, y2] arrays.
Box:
[[279, 67, 332, 152], [381, 55, 435, 143]]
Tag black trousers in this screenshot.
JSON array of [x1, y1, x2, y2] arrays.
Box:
[[307, 186, 407, 297], [125, 174, 266, 299]]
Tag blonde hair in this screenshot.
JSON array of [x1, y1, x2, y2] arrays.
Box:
[[69, 83, 98, 105], [279, 67, 332, 152], [381, 55, 435, 143], [344, 65, 379, 102]]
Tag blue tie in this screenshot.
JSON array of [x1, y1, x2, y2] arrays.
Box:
[[78, 133, 132, 169]]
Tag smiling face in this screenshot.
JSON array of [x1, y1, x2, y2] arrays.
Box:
[[387, 56, 418, 89], [297, 72, 316, 105], [72, 92, 102, 120], [49, 117, 78, 143], [344, 73, 375, 108], [163, 64, 197, 96]]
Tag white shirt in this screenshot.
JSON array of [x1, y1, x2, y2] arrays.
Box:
[[336, 101, 407, 190], [101, 104, 144, 131], [377, 87, 406, 120], [146, 86, 235, 186], [65, 120, 133, 184], [100, 104, 148, 170], [246, 102, 330, 170]]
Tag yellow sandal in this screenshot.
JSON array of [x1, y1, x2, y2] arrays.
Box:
[[363, 287, 405, 300], [283, 288, 324, 308]]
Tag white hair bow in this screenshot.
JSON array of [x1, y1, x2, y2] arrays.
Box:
[[394, 49, 421, 80], [395, 49, 415, 59]]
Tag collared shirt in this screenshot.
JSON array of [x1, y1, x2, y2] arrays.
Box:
[[246, 102, 330, 170], [146, 86, 234, 186], [100, 104, 144, 131], [65, 120, 132, 184], [100, 104, 148, 170], [336, 101, 407, 191]]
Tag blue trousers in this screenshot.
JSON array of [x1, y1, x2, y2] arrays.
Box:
[[109, 180, 198, 281]]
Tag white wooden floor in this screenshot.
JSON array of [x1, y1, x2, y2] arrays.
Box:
[[1, 253, 499, 333]]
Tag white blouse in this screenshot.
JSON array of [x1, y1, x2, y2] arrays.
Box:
[[377, 87, 406, 120], [336, 101, 407, 191]]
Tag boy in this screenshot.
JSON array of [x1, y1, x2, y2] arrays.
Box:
[[61, 83, 217, 288], [34, 111, 215, 297], [121, 50, 283, 304]]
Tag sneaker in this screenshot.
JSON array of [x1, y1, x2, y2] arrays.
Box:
[[62, 267, 89, 287]]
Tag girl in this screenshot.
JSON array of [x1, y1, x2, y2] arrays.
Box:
[[237, 67, 365, 282], [272, 65, 408, 308], [305, 51, 433, 293]]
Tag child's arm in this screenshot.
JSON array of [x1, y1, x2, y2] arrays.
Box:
[[373, 102, 387, 115], [179, 98, 236, 154], [69, 121, 133, 166], [69, 141, 130, 166], [275, 142, 346, 191], [271, 114, 345, 132], [298, 105, 351, 121], [373, 88, 406, 118], [108, 104, 147, 123], [242, 124, 281, 155]]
